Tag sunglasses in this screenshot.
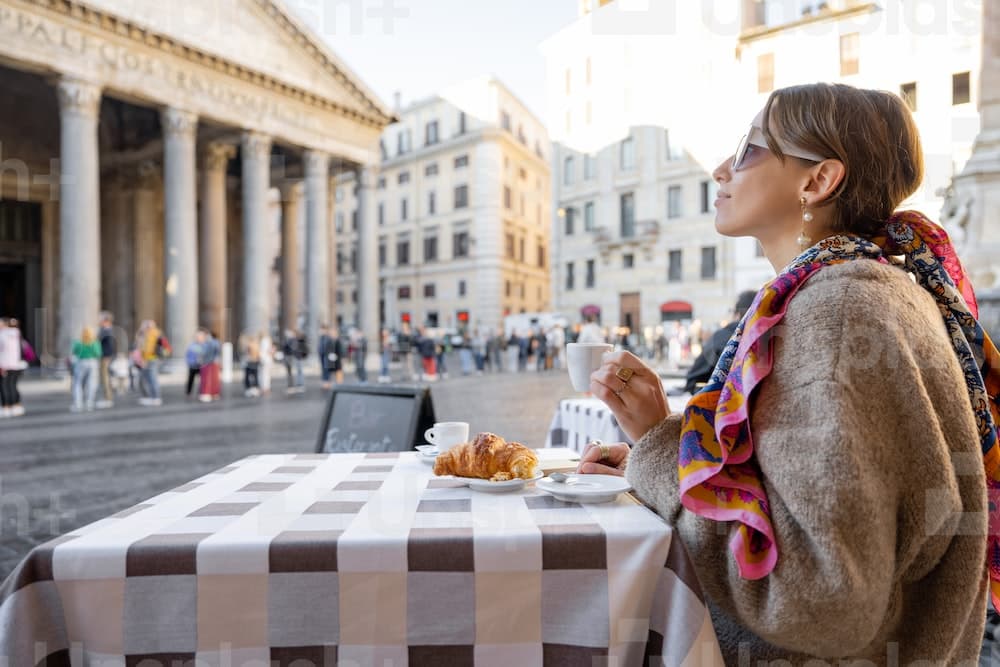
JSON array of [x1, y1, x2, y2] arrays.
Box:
[[732, 124, 827, 171]]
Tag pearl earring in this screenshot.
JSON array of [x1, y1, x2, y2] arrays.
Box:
[[797, 196, 813, 249]]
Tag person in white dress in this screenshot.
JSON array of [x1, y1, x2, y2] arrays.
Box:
[[258, 331, 274, 396]]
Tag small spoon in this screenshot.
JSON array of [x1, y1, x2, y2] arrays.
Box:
[[548, 472, 575, 484]]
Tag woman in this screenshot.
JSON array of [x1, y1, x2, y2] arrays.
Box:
[[70, 326, 102, 412], [579, 83, 994, 664], [258, 330, 274, 396], [198, 329, 222, 402], [0, 317, 25, 418]]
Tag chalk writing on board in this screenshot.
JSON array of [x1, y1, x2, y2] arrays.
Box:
[[323, 427, 394, 453]]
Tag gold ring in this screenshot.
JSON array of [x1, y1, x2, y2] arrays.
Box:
[[599, 443, 611, 461], [615, 367, 635, 383]]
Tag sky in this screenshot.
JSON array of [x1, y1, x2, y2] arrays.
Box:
[[283, 0, 579, 119]]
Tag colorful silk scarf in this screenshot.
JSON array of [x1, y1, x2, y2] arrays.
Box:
[[677, 210, 1000, 606]]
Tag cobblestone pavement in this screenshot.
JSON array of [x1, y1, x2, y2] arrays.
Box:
[[0, 367, 576, 579]]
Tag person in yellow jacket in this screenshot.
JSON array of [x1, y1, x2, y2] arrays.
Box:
[[132, 319, 170, 406]]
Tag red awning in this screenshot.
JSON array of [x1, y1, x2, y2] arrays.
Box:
[[659, 300, 692, 314], [580, 304, 601, 316]]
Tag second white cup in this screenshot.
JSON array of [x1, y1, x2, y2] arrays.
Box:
[[424, 421, 470, 453], [566, 342, 613, 392]]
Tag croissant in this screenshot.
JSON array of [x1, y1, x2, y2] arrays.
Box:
[[433, 432, 538, 481]]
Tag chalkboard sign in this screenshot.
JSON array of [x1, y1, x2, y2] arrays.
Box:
[[315, 384, 437, 454]]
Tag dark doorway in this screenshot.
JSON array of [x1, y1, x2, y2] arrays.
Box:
[[0, 264, 26, 325]]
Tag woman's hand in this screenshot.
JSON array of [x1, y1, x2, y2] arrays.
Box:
[[576, 441, 629, 476], [590, 351, 670, 443]]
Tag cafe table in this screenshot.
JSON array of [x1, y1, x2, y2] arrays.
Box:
[[0, 447, 723, 666], [545, 391, 690, 452]]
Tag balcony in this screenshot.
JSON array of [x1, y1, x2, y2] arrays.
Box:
[[593, 219, 661, 261]]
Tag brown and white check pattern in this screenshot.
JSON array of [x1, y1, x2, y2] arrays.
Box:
[[0, 449, 723, 666]]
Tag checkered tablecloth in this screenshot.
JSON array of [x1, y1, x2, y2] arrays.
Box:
[[0, 449, 723, 667]]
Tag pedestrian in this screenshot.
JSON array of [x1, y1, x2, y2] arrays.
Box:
[[352, 328, 368, 383], [258, 330, 274, 396], [416, 327, 437, 381], [577, 316, 605, 344], [241, 334, 261, 398], [69, 326, 101, 412], [579, 83, 994, 664], [534, 329, 548, 372], [397, 321, 417, 381], [547, 325, 565, 371], [318, 324, 339, 389], [378, 328, 392, 383], [110, 352, 129, 397], [184, 330, 204, 399], [472, 328, 488, 375], [436, 334, 449, 379], [282, 329, 307, 393], [0, 318, 26, 418], [97, 311, 116, 408], [134, 319, 168, 406], [505, 331, 520, 373], [198, 329, 222, 402]]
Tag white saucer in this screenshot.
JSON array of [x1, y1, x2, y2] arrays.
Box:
[[449, 469, 543, 493], [536, 474, 632, 503], [415, 444, 439, 456]]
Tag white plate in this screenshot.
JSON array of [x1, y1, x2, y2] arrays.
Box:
[[448, 469, 544, 493], [415, 444, 439, 456], [536, 474, 632, 503]]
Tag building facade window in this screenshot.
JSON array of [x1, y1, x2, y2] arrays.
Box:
[[425, 162, 438, 176], [454, 154, 469, 168], [620, 192, 635, 238], [424, 236, 438, 263], [458, 111, 467, 134], [504, 186, 512, 210], [428, 191, 436, 215], [454, 185, 468, 209], [701, 246, 717, 280], [668, 185, 683, 219], [425, 120, 439, 145], [839, 33, 860, 76], [620, 136, 635, 170], [377, 203, 385, 226], [453, 231, 469, 258], [378, 240, 386, 267], [584, 154, 595, 180], [758, 53, 774, 93], [350, 246, 357, 273], [351, 210, 358, 231], [564, 207, 575, 236], [901, 82, 917, 111], [505, 233, 515, 259], [623, 253, 634, 269], [501, 111, 512, 131], [401, 198, 408, 221], [424, 283, 436, 298], [336, 212, 344, 233], [397, 240, 410, 266], [398, 171, 410, 184], [585, 259, 595, 288], [505, 280, 511, 297], [537, 241, 546, 269], [377, 176, 386, 189], [519, 237, 525, 262], [566, 262, 575, 290], [458, 280, 467, 297], [397, 129, 411, 155], [953, 71, 971, 105], [584, 202, 595, 231], [398, 285, 411, 300], [700, 180, 712, 214], [668, 249, 682, 282], [563, 156, 574, 185]]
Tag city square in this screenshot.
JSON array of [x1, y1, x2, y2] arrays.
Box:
[[3, 0, 1000, 664]]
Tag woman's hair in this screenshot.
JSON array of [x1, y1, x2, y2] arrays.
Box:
[[760, 82, 924, 237], [81, 326, 96, 345]]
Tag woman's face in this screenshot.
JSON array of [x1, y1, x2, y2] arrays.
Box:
[[711, 112, 815, 244]]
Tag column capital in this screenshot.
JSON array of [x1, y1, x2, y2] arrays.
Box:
[[242, 131, 272, 161], [304, 149, 331, 175], [204, 143, 237, 172], [162, 108, 198, 140], [279, 181, 304, 202], [355, 165, 379, 189], [57, 76, 102, 118]]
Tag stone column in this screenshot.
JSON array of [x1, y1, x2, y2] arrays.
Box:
[[304, 149, 330, 347], [133, 162, 164, 329], [200, 143, 235, 340], [162, 108, 199, 360], [280, 182, 303, 332], [948, 0, 1000, 290], [241, 131, 272, 336], [56, 76, 102, 356], [356, 166, 380, 366]]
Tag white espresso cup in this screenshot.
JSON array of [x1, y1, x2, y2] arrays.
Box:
[[424, 421, 470, 453], [566, 342, 613, 392]]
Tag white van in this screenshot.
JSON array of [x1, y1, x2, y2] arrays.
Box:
[[502, 312, 570, 338]]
